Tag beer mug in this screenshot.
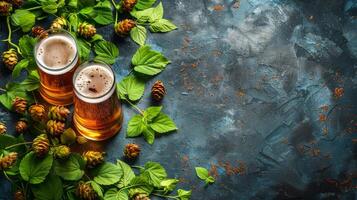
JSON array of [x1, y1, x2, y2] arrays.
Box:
[[72, 62, 123, 141], [34, 29, 79, 105]]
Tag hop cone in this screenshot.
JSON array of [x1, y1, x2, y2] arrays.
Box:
[[29, 104, 46, 121], [32, 26, 48, 38], [124, 143, 140, 159], [60, 128, 77, 145], [32, 134, 49, 157], [151, 80, 166, 101], [50, 17, 67, 30], [12, 97, 27, 114], [47, 120, 65, 137], [0, 1, 12, 16], [83, 151, 105, 168], [48, 105, 70, 121], [78, 22, 96, 38], [13, 190, 24, 200], [2, 48, 18, 70], [76, 182, 97, 200], [134, 194, 151, 200], [15, 120, 27, 134], [122, 0, 137, 12], [7, 0, 23, 7], [77, 136, 88, 144], [53, 145, 70, 159], [0, 152, 18, 170], [0, 122, 6, 135], [115, 19, 136, 36]]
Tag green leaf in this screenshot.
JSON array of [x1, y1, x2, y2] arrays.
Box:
[[177, 189, 192, 200], [131, 2, 163, 23], [12, 59, 29, 78], [117, 75, 145, 101], [126, 115, 145, 137], [80, 0, 113, 25], [195, 167, 215, 184], [128, 176, 153, 197], [90, 181, 104, 198], [19, 70, 40, 91], [144, 106, 162, 121], [68, 0, 78, 8], [143, 126, 155, 144], [205, 176, 215, 184], [32, 174, 63, 200], [41, 0, 58, 14], [140, 161, 167, 187], [130, 25, 147, 46], [0, 135, 26, 153], [19, 152, 53, 184], [135, 0, 156, 10], [160, 179, 179, 193], [94, 41, 119, 65], [11, 9, 36, 32], [104, 188, 129, 200], [0, 83, 29, 110], [68, 13, 79, 31], [150, 19, 177, 33], [77, 37, 91, 61], [54, 154, 84, 181], [150, 2, 164, 22], [92, 162, 123, 185], [150, 112, 177, 134], [91, 34, 104, 43], [19, 35, 37, 58], [117, 160, 135, 188], [132, 45, 170, 76]]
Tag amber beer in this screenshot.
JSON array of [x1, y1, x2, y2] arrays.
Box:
[[34, 30, 79, 105], [72, 62, 123, 141]]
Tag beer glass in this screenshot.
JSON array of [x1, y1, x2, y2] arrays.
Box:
[[72, 62, 123, 141], [34, 29, 79, 105]]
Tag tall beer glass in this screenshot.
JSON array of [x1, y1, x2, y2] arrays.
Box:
[[72, 62, 123, 141], [34, 30, 79, 105]]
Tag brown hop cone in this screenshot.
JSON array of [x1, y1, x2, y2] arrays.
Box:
[[134, 194, 151, 200], [50, 17, 67, 30], [53, 145, 70, 159], [48, 105, 70, 121], [76, 182, 97, 200], [32, 134, 49, 157], [0, 1, 12, 16], [115, 19, 136, 36], [13, 190, 24, 200], [0, 122, 6, 135], [151, 80, 166, 101], [83, 151, 105, 168], [29, 104, 46, 121], [124, 143, 140, 159], [12, 97, 27, 114], [2, 48, 18, 70], [78, 22, 96, 38], [0, 152, 18, 170], [7, 0, 23, 7], [47, 120, 65, 137], [31, 26, 48, 38], [15, 120, 28, 134], [122, 0, 137, 12]]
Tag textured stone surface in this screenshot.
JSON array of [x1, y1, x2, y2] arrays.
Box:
[[0, 0, 356, 199]]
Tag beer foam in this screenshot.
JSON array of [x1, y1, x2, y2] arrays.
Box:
[[36, 34, 77, 70], [74, 64, 114, 99]]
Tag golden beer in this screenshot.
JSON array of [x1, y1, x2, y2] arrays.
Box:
[[34, 30, 79, 105], [72, 62, 123, 141]]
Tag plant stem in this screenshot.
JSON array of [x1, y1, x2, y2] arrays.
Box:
[[152, 193, 178, 199], [3, 171, 17, 187], [124, 98, 145, 115], [6, 16, 22, 56], [5, 142, 32, 150], [25, 6, 42, 11], [0, 88, 6, 92]]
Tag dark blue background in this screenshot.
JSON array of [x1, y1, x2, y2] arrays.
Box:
[[1, 0, 357, 199]]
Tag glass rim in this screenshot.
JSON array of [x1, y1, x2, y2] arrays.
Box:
[[34, 28, 79, 72], [73, 61, 116, 100]]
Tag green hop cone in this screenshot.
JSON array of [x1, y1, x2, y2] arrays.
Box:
[[47, 120, 65, 137], [53, 145, 71, 159], [78, 22, 96, 38], [48, 105, 70, 121], [2, 48, 18, 70], [134, 194, 151, 200], [0, 1, 12, 16], [32, 134, 50, 157], [0, 152, 18, 170], [50, 17, 67, 30], [83, 151, 105, 168], [60, 128, 77, 145]]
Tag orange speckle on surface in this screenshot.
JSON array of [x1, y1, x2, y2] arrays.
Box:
[[213, 4, 224, 11], [319, 114, 327, 122], [209, 163, 219, 178], [334, 87, 344, 98]]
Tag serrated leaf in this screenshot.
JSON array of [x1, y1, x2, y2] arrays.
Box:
[[77, 37, 91, 61], [143, 127, 155, 144], [11, 9, 36, 32], [150, 19, 177, 33], [160, 179, 179, 193], [140, 161, 167, 187], [135, 0, 156, 10], [19, 35, 37, 58], [127, 115, 145, 137], [130, 25, 147, 46], [31, 173, 63, 200], [150, 112, 177, 133], [195, 167, 209, 180], [12, 59, 29, 78], [117, 160, 135, 188], [132, 45, 170, 76], [92, 162, 123, 185], [79, 0, 113, 25], [128, 176, 153, 197], [117, 75, 145, 101], [94, 41, 119, 65], [19, 70, 40, 91], [177, 189, 192, 200], [54, 154, 84, 181], [144, 106, 162, 121], [0, 83, 30, 110], [19, 152, 53, 184], [131, 2, 163, 23], [90, 181, 104, 198], [104, 188, 129, 200], [41, 0, 58, 14]]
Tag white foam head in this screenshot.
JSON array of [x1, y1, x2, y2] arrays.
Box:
[[74, 63, 115, 103], [35, 32, 78, 75]]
